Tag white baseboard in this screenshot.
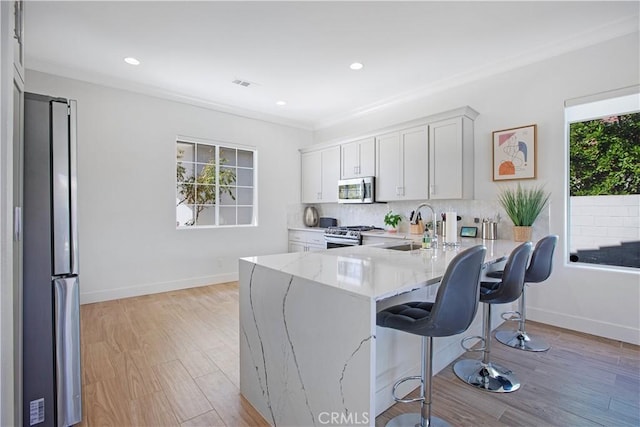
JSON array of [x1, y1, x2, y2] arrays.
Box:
[[527, 306, 640, 345], [79, 272, 239, 304]]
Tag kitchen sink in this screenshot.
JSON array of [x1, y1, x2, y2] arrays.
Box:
[[386, 242, 421, 251]]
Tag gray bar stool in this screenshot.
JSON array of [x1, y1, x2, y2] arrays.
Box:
[[490, 235, 559, 352], [453, 241, 531, 393], [377, 245, 486, 427]]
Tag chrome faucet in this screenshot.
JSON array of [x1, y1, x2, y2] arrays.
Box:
[[415, 202, 438, 246]]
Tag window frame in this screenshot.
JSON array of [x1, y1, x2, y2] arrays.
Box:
[[564, 91, 639, 271], [176, 135, 258, 229]]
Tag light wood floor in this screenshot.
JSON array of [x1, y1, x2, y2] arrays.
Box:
[[79, 282, 639, 427]]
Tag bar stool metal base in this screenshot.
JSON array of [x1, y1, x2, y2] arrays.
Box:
[[385, 412, 451, 427], [495, 330, 550, 352], [452, 359, 520, 393]]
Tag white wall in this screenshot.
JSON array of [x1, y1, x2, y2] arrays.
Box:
[[0, 4, 11, 425], [25, 70, 312, 303], [315, 33, 640, 344], [570, 195, 640, 252]]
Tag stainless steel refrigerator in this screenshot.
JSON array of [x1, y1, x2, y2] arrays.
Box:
[[23, 93, 82, 426]]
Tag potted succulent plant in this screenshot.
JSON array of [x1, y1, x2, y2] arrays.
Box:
[[497, 183, 550, 242], [384, 211, 402, 233]]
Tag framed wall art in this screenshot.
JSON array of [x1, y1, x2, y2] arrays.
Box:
[[492, 124, 537, 181]]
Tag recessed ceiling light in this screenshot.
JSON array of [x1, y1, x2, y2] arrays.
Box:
[[124, 57, 140, 66], [349, 62, 364, 70], [276, 101, 287, 106]]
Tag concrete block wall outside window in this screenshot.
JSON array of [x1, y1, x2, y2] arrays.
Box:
[[570, 194, 640, 253]]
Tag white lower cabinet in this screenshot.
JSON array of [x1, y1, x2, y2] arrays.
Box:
[[288, 230, 325, 252]]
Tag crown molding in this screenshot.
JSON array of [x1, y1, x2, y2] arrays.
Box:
[[313, 16, 639, 130], [301, 105, 479, 153], [25, 60, 315, 131]]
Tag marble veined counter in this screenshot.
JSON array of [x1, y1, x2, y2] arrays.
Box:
[[242, 239, 518, 301], [239, 239, 520, 427]]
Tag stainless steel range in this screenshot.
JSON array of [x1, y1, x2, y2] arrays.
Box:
[[324, 226, 384, 248]]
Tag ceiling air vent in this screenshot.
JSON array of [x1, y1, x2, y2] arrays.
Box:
[[232, 79, 252, 87]]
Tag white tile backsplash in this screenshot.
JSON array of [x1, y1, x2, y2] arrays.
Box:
[[291, 199, 551, 242]]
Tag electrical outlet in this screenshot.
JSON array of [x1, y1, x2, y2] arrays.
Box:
[[474, 217, 480, 223]]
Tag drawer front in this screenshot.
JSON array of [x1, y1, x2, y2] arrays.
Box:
[[308, 234, 325, 246], [288, 231, 305, 243]]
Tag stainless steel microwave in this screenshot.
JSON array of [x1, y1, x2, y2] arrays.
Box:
[[338, 177, 375, 204]]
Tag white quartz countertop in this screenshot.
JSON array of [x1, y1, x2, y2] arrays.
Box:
[[242, 239, 520, 301]]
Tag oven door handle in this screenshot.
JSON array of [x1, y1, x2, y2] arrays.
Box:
[[324, 236, 360, 245]]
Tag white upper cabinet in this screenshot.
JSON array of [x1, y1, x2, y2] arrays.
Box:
[[375, 132, 401, 201], [428, 116, 475, 200], [301, 150, 322, 203], [402, 126, 429, 200], [301, 146, 340, 203], [340, 137, 375, 179], [376, 126, 428, 201], [321, 146, 340, 202], [306, 106, 478, 203]]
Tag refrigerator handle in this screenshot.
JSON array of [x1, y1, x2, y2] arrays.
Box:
[[14, 206, 21, 241], [52, 101, 72, 275], [69, 100, 79, 275], [54, 277, 82, 426]]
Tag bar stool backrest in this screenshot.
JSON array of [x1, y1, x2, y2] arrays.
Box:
[[482, 242, 532, 304], [423, 245, 487, 337], [525, 235, 558, 283]]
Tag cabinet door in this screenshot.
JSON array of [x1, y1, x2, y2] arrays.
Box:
[[401, 126, 429, 200], [301, 151, 322, 203], [375, 132, 401, 201], [429, 117, 463, 199], [341, 138, 375, 179], [340, 141, 360, 179], [320, 146, 340, 203], [358, 138, 376, 177], [288, 241, 306, 253]]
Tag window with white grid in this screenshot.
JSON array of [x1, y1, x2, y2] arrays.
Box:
[[176, 138, 256, 227]]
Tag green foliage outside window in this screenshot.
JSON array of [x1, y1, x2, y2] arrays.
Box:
[[176, 148, 236, 225], [569, 112, 640, 196]]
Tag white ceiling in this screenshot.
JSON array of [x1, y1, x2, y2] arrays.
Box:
[[24, 1, 639, 130]]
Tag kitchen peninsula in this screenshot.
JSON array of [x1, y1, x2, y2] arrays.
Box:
[[239, 240, 520, 426]]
